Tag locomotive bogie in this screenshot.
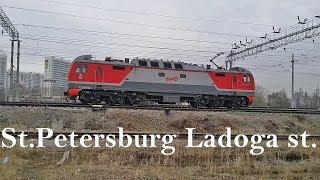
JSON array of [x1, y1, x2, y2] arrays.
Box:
[[76, 88, 250, 108]]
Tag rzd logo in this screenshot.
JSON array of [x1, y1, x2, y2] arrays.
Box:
[[79, 74, 83, 80], [166, 76, 178, 82]]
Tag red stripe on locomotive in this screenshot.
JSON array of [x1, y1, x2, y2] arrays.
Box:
[[208, 71, 255, 90], [68, 63, 133, 84]]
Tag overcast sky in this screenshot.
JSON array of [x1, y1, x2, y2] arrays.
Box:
[[0, 0, 320, 94]]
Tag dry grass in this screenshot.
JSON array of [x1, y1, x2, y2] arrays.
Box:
[[1, 142, 320, 179], [2, 107, 320, 135], [2, 107, 320, 179]]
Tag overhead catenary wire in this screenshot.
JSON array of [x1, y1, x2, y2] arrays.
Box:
[[20, 36, 221, 53], [1, 32, 224, 56], [2, 33, 319, 71], [42, 0, 277, 26], [0, 44, 216, 64], [17, 24, 232, 45], [2, 5, 257, 38], [16, 27, 318, 60], [2, 38, 319, 75], [15, 24, 320, 59], [4, 47, 319, 77], [16, 32, 229, 50], [1, 3, 319, 82]]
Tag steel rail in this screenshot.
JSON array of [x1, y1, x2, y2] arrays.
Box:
[[3, 130, 320, 141], [0, 101, 320, 114]]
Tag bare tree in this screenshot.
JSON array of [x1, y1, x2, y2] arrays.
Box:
[[293, 88, 320, 108], [252, 85, 268, 107], [267, 89, 290, 108], [311, 87, 320, 108]]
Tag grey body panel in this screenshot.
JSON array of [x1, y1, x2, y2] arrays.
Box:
[[68, 81, 254, 97]]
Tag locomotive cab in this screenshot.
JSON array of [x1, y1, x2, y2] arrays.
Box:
[[230, 67, 255, 85], [65, 56, 92, 100], [229, 67, 255, 105], [65, 55, 133, 101]]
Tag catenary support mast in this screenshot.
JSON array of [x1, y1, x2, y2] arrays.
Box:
[[0, 6, 20, 101], [291, 54, 295, 108]]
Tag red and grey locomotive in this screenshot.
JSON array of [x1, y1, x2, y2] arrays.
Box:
[[65, 55, 255, 108]]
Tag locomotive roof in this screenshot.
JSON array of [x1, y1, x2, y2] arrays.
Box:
[[73, 55, 252, 74]]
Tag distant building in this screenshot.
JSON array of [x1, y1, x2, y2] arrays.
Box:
[[18, 71, 44, 98], [0, 52, 6, 87], [5, 70, 44, 100], [0, 51, 7, 101], [19, 72, 43, 90], [43, 56, 70, 98]]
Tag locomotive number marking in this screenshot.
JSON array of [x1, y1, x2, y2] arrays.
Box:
[[165, 76, 179, 82]]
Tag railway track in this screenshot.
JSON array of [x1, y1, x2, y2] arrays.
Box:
[[1, 101, 320, 114], [3, 130, 320, 141]]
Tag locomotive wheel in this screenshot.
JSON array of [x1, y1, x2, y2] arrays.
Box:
[[127, 92, 146, 106], [124, 97, 133, 106], [231, 97, 248, 108], [233, 100, 242, 108], [79, 99, 88, 105], [223, 100, 234, 109], [240, 97, 248, 107], [190, 101, 198, 108], [78, 90, 102, 104], [113, 96, 125, 105], [207, 100, 219, 108], [102, 96, 113, 106], [119, 97, 125, 105], [206, 96, 221, 108]]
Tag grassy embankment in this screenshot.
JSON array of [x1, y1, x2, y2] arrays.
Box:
[[1, 107, 320, 179], [1, 142, 320, 179]]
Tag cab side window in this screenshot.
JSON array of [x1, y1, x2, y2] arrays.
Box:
[[163, 62, 172, 68], [76, 64, 88, 73], [113, 66, 125, 70], [174, 63, 183, 69], [139, 61, 147, 67], [150, 61, 159, 68], [243, 75, 251, 83], [215, 73, 225, 77]]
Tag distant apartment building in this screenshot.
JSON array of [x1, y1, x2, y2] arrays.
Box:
[[19, 71, 44, 97], [43, 56, 70, 98], [5, 70, 44, 99], [0, 51, 7, 100]]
